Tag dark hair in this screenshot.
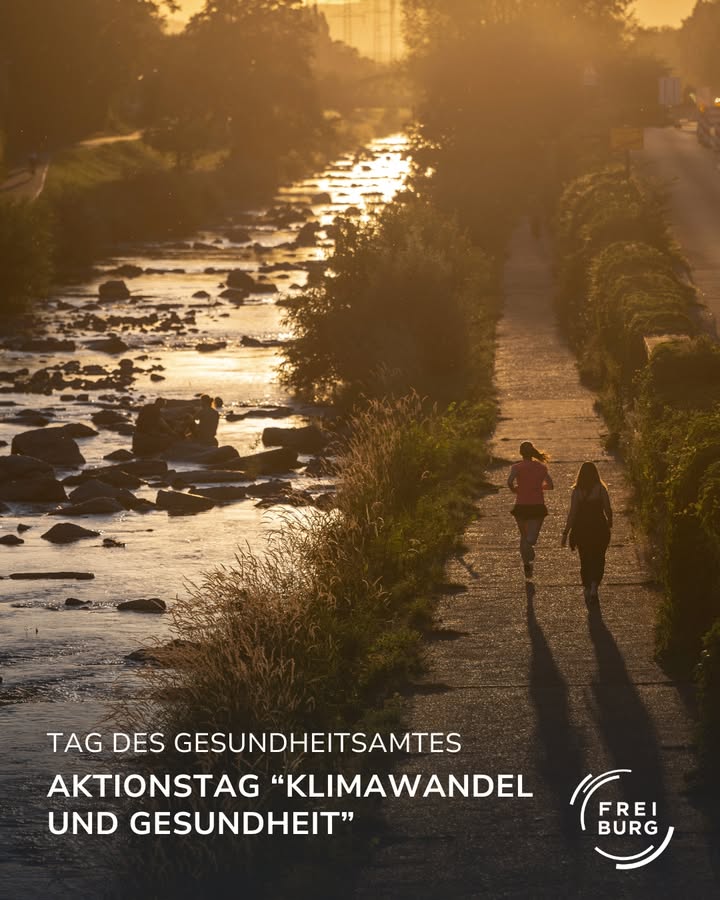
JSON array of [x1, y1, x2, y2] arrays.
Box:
[[519, 441, 547, 462], [214, 396, 224, 409], [200, 394, 212, 406], [575, 461, 604, 492]]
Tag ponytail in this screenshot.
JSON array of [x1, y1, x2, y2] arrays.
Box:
[[519, 440, 548, 462]]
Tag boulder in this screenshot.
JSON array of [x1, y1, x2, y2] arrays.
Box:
[[65, 597, 91, 607], [111, 264, 143, 279], [68, 480, 123, 504], [50, 497, 125, 516], [0, 475, 67, 503], [86, 336, 129, 354], [196, 341, 227, 353], [117, 597, 166, 613], [192, 290, 211, 299], [170, 470, 248, 486], [261, 425, 328, 454], [245, 479, 291, 498], [102, 537, 126, 548], [119, 459, 167, 477], [98, 280, 130, 300], [11, 427, 85, 467], [219, 447, 299, 476], [156, 490, 214, 515], [62, 423, 98, 439], [191, 486, 248, 503], [104, 449, 134, 462], [0, 455, 53, 482], [225, 228, 251, 244], [42, 523, 100, 544], [226, 269, 256, 291], [218, 288, 246, 304], [0, 534, 24, 545]]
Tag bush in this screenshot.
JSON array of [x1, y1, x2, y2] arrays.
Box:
[[281, 201, 496, 404], [696, 619, 720, 783], [0, 199, 54, 316], [124, 394, 494, 894]]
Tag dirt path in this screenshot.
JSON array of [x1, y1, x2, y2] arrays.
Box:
[[357, 223, 719, 898]]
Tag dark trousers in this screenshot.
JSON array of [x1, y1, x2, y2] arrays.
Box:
[[578, 542, 607, 588]]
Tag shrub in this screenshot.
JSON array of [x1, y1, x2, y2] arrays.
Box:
[[281, 201, 495, 404], [124, 393, 494, 894], [0, 199, 54, 316], [696, 619, 720, 784]]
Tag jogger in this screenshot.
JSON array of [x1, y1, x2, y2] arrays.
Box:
[[508, 441, 554, 578], [562, 461, 613, 604]]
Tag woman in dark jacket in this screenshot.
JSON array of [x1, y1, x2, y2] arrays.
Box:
[[562, 462, 612, 604]]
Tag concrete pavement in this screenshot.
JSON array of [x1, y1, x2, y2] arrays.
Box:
[[357, 223, 719, 898]]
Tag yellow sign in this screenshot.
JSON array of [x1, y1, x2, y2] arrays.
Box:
[[610, 127, 644, 151]]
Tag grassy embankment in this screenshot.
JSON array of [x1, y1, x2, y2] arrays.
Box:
[[122, 201, 498, 896], [554, 166, 720, 787], [0, 107, 410, 318]]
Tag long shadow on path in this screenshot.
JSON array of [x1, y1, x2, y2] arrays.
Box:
[[588, 605, 667, 812], [527, 588, 586, 842]]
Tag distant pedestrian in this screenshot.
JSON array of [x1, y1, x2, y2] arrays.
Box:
[[508, 441, 554, 578], [562, 462, 613, 604]]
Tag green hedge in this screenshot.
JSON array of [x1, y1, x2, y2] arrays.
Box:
[[555, 167, 720, 784]]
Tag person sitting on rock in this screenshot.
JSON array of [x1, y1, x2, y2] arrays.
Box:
[[132, 397, 177, 455], [192, 394, 219, 446]]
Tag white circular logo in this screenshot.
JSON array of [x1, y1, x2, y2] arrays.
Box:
[[570, 769, 674, 869]]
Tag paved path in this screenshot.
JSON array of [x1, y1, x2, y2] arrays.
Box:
[[642, 126, 720, 332], [357, 224, 719, 898], [0, 131, 140, 202], [0, 161, 49, 201]]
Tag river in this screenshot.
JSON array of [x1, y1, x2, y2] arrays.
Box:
[[0, 132, 409, 898]]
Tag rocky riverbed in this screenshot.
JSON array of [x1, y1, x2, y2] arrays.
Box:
[[0, 133, 409, 897]]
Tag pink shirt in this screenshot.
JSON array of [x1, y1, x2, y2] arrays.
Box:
[[510, 459, 548, 505]]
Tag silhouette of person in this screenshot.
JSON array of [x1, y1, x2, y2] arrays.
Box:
[[133, 397, 177, 455], [193, 394, 219, 445], [562, 461, 613, 604], [508, 441, 554, 578]]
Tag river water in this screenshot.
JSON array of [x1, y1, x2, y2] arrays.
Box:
[[0, 133, 409, 897]]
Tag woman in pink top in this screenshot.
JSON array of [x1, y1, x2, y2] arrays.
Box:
[[507, 441, 554, 578]]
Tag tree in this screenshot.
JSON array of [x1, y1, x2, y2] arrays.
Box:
[[0, 1, 172, 156], [144, 0, 324, 171]]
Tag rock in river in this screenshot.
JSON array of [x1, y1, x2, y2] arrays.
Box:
[[261, 424, 328, 454], [50, 497, 125, 516], [0, 534, 24, 545], [117, 597, 166, 613], [42, 522, 100, 544], [11, 427, 85, 467], [155, 490, 214, 515], [0, 474, 68, 503], [226, 269, 256, 291], [98, 280, 130, 301]]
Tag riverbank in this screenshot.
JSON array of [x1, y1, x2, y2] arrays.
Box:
[[0, 108, 409, 317], [0, 133, 414, 898]]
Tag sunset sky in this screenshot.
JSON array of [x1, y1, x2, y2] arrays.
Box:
[[173, 1, 698, 29]]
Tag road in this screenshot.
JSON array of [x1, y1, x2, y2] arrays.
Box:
[[642, 125, 720, 331]]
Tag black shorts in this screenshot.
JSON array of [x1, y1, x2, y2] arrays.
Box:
[[511, 504, 548, 521]]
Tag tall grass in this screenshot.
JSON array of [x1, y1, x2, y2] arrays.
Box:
[[123, 394, 494, 896]]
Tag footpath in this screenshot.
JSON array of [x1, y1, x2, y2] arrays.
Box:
[[357, 223, 719, 898]]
